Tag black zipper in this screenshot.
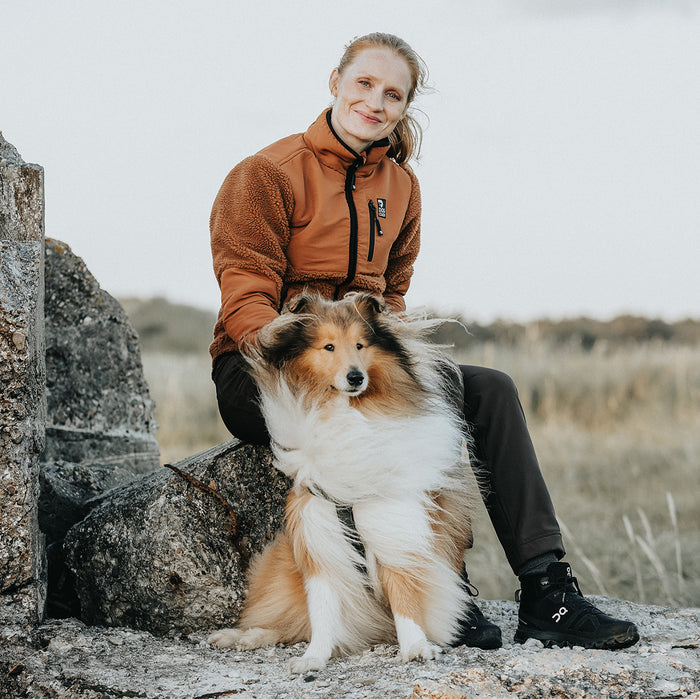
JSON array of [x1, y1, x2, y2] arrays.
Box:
[[336, 158, 362, 298], [368, 200, 376, 262], [367, 200, 383, 262]]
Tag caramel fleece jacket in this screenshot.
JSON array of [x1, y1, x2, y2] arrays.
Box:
[[209, 109, 421, 361]]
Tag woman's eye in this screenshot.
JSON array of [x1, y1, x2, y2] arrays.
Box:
[[324, 344, 335, 352], [387, 92, 401, 101], [359, 79, 370, 87]]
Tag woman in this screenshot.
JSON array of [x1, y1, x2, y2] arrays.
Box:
[[209, 32, 639, 651]]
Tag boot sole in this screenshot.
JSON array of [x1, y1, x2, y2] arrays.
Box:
[[514, 625, 639, 650]]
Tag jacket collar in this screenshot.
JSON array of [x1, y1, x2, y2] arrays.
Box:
[[303, 109, 392, 175]]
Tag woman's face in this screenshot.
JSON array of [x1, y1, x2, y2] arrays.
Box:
[[329, 47, 413, 154]]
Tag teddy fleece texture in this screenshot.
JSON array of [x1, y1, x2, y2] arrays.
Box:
[[209, 109, 422, 360]]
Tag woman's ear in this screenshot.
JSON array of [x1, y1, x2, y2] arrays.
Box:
[[329, 68, 339, 98]]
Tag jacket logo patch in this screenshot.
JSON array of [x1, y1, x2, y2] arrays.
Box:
[[377, 198, 386, 218]]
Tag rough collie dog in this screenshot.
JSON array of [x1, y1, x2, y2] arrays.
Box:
[[208, 292, 474, 673]]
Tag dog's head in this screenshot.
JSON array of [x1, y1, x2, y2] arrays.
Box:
[[254, 292, 400, 397]]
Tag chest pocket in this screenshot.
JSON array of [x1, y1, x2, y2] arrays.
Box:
[[359, 195, 403, 274], [368, 199, 382, 262]]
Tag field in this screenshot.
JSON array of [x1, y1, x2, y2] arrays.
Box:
[[129, 300, 700, 607]]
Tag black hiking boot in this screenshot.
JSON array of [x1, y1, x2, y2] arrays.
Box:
[[452, 570, 502, 650], [514, 562, 640, 650]]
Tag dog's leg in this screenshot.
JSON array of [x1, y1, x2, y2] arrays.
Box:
[[284, 487, 353, 673], [207, 531, 311, 653], [379, 566, 442, 662], [289, 575, 340, 674]]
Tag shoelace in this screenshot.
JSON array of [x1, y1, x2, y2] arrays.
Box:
[[463, 570, 480, 598], [515, 571, 584, 604]]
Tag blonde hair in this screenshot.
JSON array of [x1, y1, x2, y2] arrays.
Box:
[[336, 32, 429, 164]]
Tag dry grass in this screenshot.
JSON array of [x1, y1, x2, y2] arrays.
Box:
[[450, 341, 700, 606], [140, 342, 700, 607], [140, 352, 231, 464]]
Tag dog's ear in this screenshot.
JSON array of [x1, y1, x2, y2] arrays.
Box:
[[255, 314, 311, 368], [283, 291, 318, 315], [354, 293, 387, 318], [284, 295, 308, 315]]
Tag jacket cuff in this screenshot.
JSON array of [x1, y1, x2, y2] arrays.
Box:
[[384, 292, 406, 313], [222, 304, 279, 348]]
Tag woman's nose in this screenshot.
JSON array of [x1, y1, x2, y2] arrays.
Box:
[[364, 89, 383, 110]]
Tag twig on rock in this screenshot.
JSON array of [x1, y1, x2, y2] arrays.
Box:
[[3, 647, 46, 680], [163, 462, 250, 567]]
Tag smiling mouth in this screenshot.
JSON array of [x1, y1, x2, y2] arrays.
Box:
[[356, 110, 382, 125]]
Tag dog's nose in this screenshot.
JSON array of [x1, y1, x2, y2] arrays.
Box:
[[346, 369, 365, 387]]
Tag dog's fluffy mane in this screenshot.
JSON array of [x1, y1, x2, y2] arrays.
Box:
[[241, 291, 470, 508], [244, 291, 464, 419]]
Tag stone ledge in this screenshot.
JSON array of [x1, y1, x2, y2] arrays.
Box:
[[1, 598, 698, 698]]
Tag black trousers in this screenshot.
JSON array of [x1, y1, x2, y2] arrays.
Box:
[[212, 351, 565, 574]]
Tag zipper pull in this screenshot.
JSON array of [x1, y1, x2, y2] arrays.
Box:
[[350, 159, 360, 190]]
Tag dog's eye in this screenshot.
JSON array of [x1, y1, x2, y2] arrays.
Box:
[[324, 344, 335, 352], [356, 343, 363, 350]]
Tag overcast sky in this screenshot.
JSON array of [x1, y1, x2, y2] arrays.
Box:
[[3, 0, 699, 321]]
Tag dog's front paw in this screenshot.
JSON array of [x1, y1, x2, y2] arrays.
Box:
[[207, 629, 241, 649], [208, 627, 280, 650], [289, 654, 329, 674], [401, 639, 443, 662]]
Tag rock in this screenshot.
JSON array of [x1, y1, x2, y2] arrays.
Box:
[[39, 461, 146, 544], [40, 238, 161, 616], [42, 237, 159, 474], [64, 440, 291, 635], [39, 460, 145, 619], [1, 599, 698, 698], [0, 132, 47, 627]]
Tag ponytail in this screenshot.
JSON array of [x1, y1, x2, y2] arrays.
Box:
[[388, 112, 424, 165]]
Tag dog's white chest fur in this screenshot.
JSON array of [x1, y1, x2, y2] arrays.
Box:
[[260, 377, 465, 504], [261, 375, 469, 585]]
